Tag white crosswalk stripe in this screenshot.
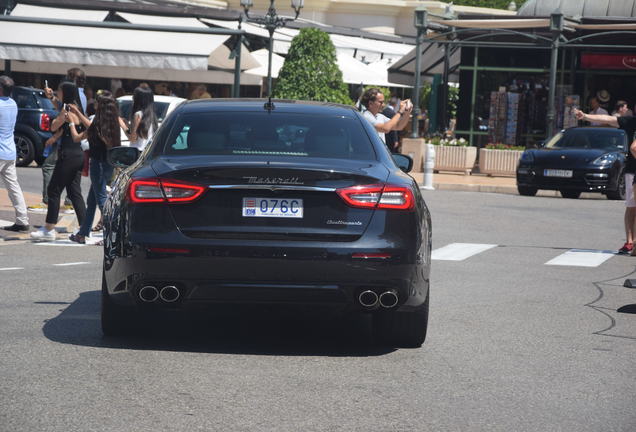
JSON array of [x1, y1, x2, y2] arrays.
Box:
[[432, 243, 497, 261], [545, 249, 615, 267]]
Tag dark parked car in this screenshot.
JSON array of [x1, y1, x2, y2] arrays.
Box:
[[102, 99, 432, 347], [11, 86, 58, 167], [516, 127, 628, 199]]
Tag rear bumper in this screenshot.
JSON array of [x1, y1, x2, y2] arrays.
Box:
[[104, 241, 429, 313]]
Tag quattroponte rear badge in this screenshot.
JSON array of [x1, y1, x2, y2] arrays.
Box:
[[243, 176, 304, 185], [327, 219, 362, 226]]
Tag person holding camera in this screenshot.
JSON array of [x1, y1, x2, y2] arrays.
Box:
[[360, 88, 412, 145], [31, 81, 87, 241]]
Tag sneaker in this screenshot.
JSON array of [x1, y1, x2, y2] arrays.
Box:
[[30, 227, 56, 241], [618, 242, 633, 254], [1, 223, 30, 232], [28, 203, 48, 213], [62, 204, 75, 214]]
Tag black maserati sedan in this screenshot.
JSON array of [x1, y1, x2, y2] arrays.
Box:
[[102, 99, 432, 347], [516, 127, 628, 199]]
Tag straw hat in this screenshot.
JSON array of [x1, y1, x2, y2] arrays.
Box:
[[596, 90, 611, 103]]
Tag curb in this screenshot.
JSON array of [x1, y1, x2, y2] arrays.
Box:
[[422, 183, 606, 199]]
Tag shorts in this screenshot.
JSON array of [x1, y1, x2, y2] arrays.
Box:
[[626, 173, 636, 207]]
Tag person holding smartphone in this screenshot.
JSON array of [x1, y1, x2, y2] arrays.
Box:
[[31, 81, 87, 241]]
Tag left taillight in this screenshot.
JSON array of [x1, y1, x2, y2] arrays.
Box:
[[336, 184, 414, 211], [128, 178, 206, 204], [40, 113, 51, 131]]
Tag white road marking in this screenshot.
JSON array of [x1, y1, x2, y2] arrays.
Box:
[[53, 262, 90, 267], [0, 267, 24, 271], [35, 240, 85, 247], [545, 249, 615, 267], [432, 243, 497, 261]]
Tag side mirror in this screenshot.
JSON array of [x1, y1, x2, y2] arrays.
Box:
[[392, 154, 413, 173], [108, 146, 140, 168]]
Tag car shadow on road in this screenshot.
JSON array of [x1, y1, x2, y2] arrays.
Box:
[[617, 304, 636, 314], [41, 291, 396, 357]]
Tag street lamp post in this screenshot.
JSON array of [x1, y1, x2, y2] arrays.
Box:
[[411, 7, 427, 138], [240, 0, 304, 98]]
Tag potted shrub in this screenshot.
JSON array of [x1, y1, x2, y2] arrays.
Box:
[[479, 143, 525, 177], [426, 137, 477, 175]]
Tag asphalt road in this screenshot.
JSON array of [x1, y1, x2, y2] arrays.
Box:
[[1, 189, 635, 431]]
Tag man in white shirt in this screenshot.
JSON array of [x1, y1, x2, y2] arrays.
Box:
[[0, 76, 30, 232], [588, 97, 608, 126], [360, 88, 412, 143]]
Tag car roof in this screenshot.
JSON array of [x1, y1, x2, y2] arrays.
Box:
[[177, 99, 359, 117], [564, 127, 626, 134], [117, 95, 186, 103]]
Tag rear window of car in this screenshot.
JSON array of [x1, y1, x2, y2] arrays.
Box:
[[118, 100, 170, 123], [546, 129, 627, 151], [162, 111, 376, 160], [12, 89, 54, 110]]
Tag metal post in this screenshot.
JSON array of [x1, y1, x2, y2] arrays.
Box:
[[411, 27, 423, 138], [441, 43, 450, 133], [267, 27, 274, 98], [469, 47, 479, 145], [547, 38, 559, 138], [232, 17, 243, 98], [547, 13, 563, 138]]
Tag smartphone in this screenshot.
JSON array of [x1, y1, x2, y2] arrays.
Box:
[[63, 104, 69, 111], [44, 79, 48, 89]]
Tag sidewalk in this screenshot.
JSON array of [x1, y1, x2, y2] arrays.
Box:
[[0, 189, 77, 241]]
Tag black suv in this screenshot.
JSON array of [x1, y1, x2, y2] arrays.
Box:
[[11, 86, 58, 167]]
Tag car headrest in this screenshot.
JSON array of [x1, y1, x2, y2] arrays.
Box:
[[304, 129, 349, 158]]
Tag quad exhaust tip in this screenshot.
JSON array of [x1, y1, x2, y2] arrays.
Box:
[[159, 285, 180, 303], [358, 290, 379, 308], [139, 285, 159, 303]]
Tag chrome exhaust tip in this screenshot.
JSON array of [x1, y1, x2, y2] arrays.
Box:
[[139, 285, 159, 303], [379, 290, 399, 308], [159, 285, 180, 303], [358, 290, 379, 308]]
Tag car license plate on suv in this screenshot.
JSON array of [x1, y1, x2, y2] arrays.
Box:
[[544, 169, 573, 178], [242, 197, 303, 218]]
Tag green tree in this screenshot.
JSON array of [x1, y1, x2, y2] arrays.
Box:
[[452, 0, 527, 10], [272, 28, 352, 105]]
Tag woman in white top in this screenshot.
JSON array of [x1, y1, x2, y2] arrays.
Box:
[[126, 86, 157, 151]]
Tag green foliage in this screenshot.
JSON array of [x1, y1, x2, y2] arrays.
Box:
[[485, 143, 525, 150], [451, 0, 527, 10], [272, 28, 352, 105]]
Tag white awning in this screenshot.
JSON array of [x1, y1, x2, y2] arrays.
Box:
[[244, 48, 286, 78], [115, 12, 209, 29], [201, 18, 295, 54], [10, 4, 110, 22], [387, 42, 460, 86], [0, 21, 230, 71], [8, 60, 263, 86], [336, 53, 406, 87]]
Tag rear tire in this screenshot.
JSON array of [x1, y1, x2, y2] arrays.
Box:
[[517, 186, 538, 196], [14, 132, 36, 167], [101, 273, 133, 337], [560, 190, 581, 199], [373, 292, 429, 348]]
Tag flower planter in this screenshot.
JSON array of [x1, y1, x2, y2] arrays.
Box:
[[479, 148, 524, 177], [431, 145, 477, 175]]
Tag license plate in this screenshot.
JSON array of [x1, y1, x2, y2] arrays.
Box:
[[242, 197, 303, 218], [544, 169, 573, 178]]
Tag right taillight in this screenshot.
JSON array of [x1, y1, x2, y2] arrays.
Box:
[[337, 184, 414, 210], [40, 113, 51, 131], [129, 178, 206, 204]]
